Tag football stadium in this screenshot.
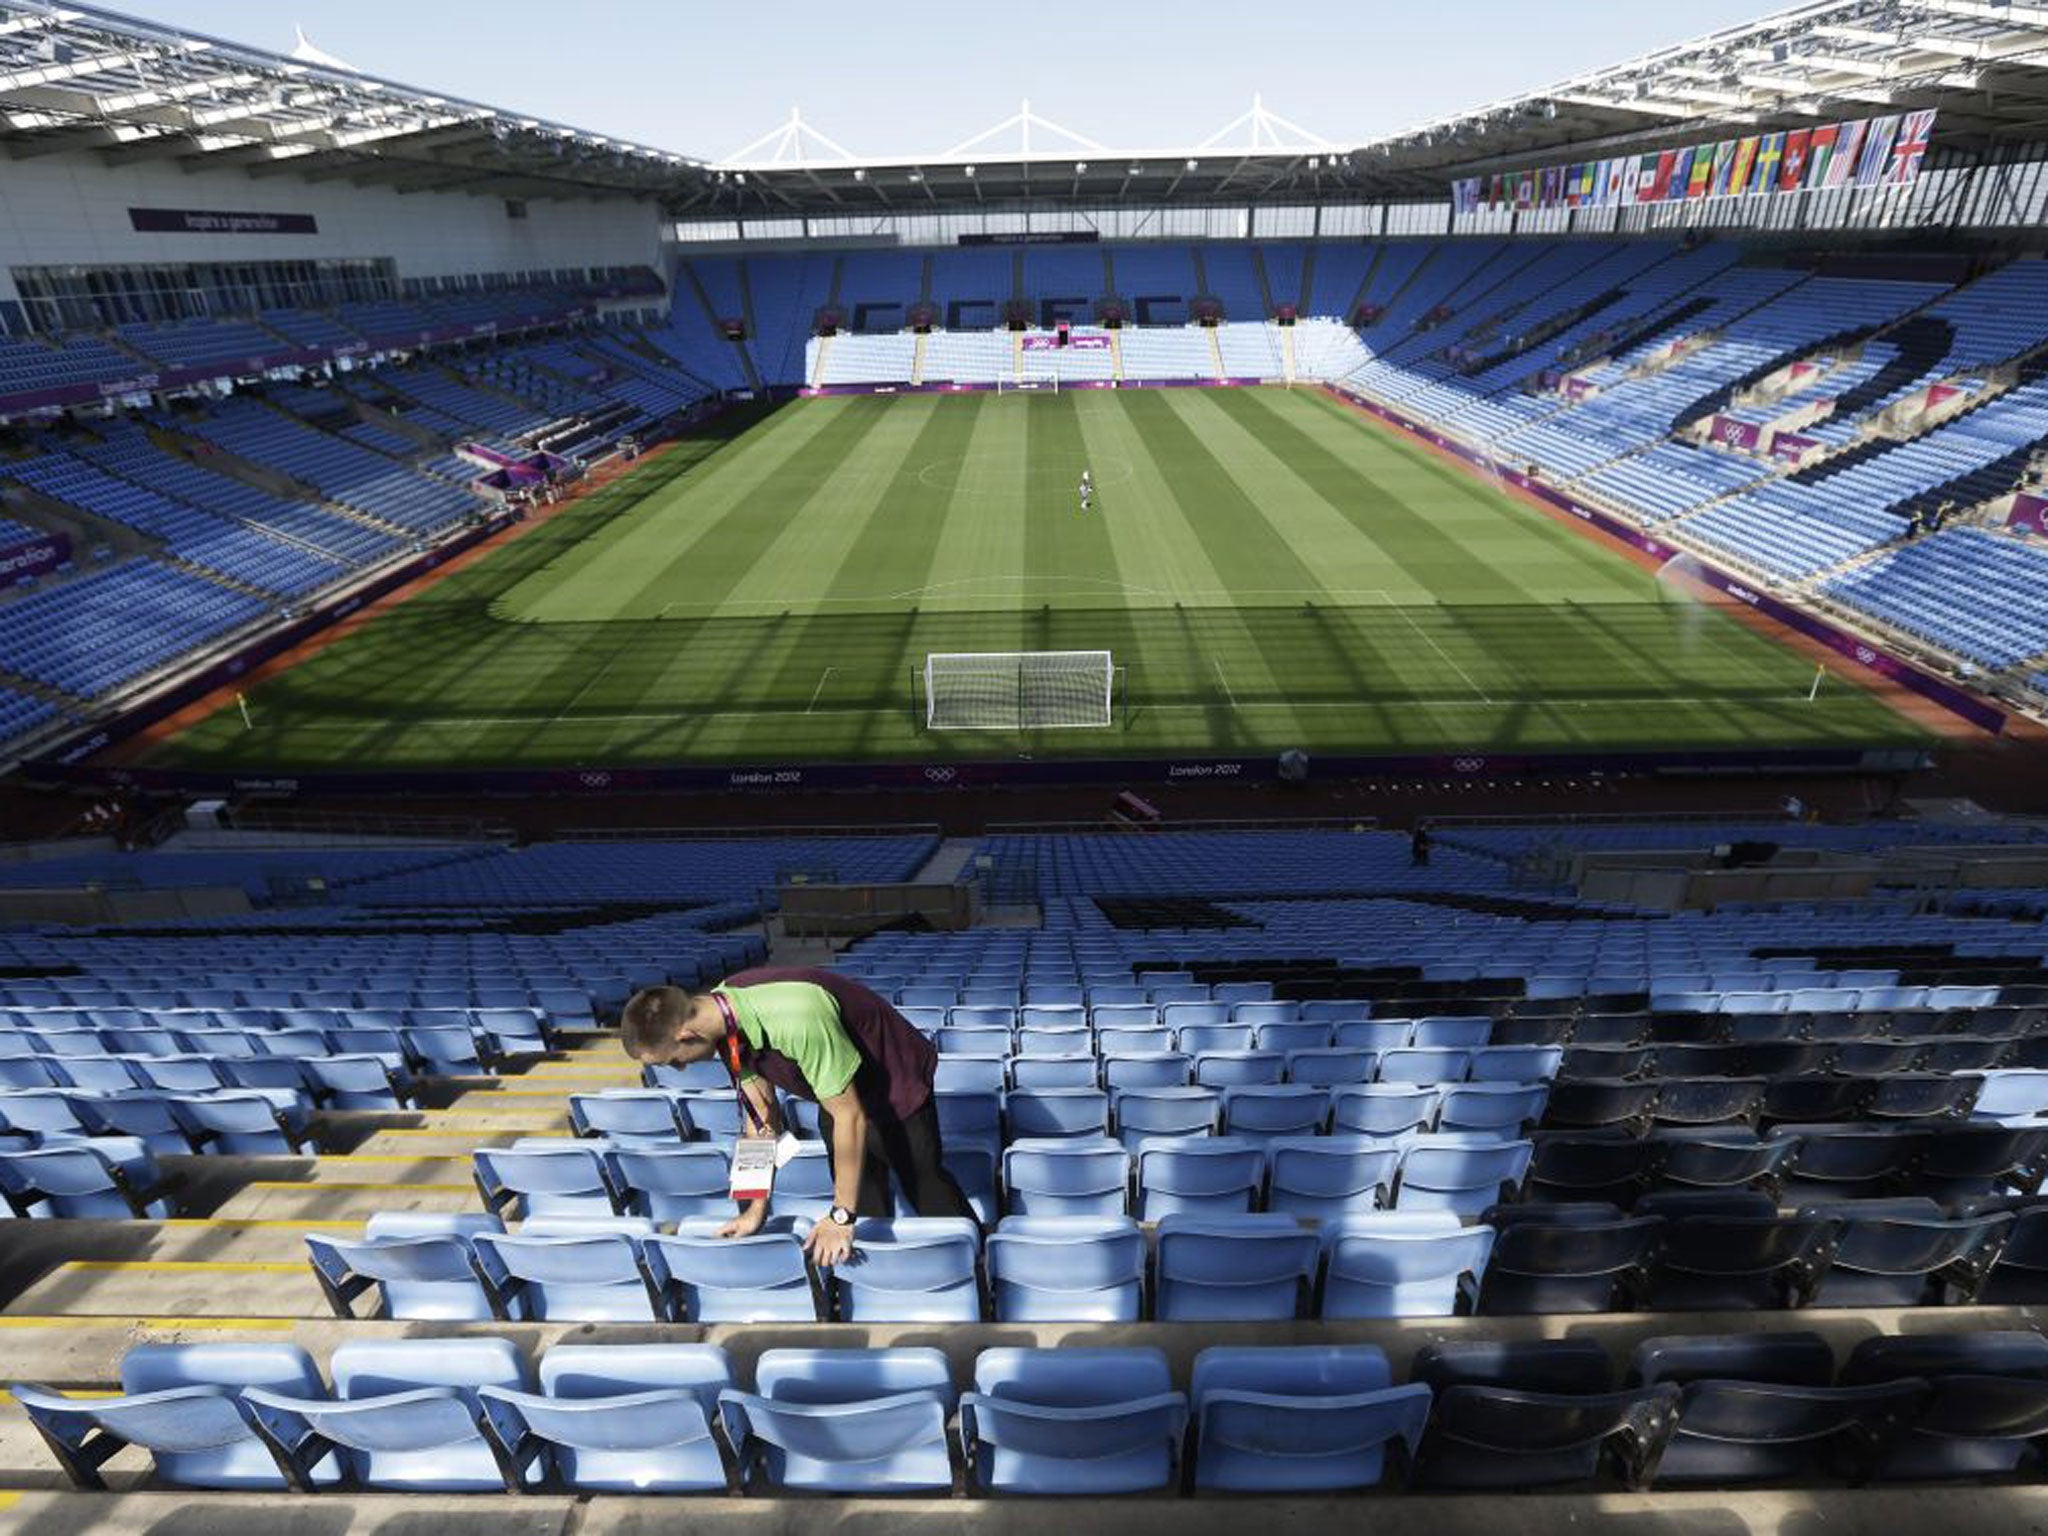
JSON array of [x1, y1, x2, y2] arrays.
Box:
[[5, 0, 2048, 1530]]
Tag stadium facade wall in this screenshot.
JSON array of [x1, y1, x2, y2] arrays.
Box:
[[0, 152, 666, 308]]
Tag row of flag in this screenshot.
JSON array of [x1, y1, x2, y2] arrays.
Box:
[[1450, 110, 1937, 216]]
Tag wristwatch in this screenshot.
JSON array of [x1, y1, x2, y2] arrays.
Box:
[[827, 1206, 855, 1227]]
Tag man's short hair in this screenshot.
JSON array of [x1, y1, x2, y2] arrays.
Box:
[[620, 984, 695, 1060]]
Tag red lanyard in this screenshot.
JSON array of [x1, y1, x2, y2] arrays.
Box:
[[710, 991, 769, 1134]]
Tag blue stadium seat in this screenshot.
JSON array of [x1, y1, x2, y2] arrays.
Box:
[[244, 1337, 538, 1491], [1190, 1345, 1430, 1491], [719, 1348, 954, 1493], [828, 1217, 982, 1322], [478, 1343, 734, 1493], [473, 1217, 670, 1321], [474, 1144, 618, 1219], [604, 1145, 732, 1222], [1155, 1214, 1319, 1320], [961, 1348, 1186, 1494], [986, 1216, 1145, 1321], [1320, 1212, 1495, 1318], [16, 1342, 336, 1490], [1002, 1137, 1130, 1217], [306, 1213, 502, 1320], [646, 1218, 820, 1322], [1266, 1135, 1400, 1220], [1135, 1136, 1265, 1219]]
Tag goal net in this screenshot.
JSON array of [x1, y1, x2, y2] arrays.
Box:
[[998, 374, 1060, 394], [924, 650, 1114, 730]]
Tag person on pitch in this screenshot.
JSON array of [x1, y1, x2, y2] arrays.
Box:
[[620, 968, 973, 1266], [1079, 467, 1094, 512]]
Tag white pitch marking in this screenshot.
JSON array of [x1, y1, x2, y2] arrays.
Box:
[[1212, 659, 1239, 710], [1392, 607, 1494, 704], [806, 667, 837, 713]]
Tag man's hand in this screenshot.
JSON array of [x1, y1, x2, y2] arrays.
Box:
[[718, 1201, 767, 1240], [804, 1218, 854, 1268]]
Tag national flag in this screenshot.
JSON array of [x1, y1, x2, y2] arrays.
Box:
[[1708, 139, 1739, 197], [1489, 173, 1506, 209], [1635, 152, 1660, 200], [1823, 120, 1866, 188], [1604, 157, 1630, 204], [1541, 164, 1565, 207], [1779, 127, 1813, 191], [1561, 163, 1584, 205], [1750, 132, 1786, 194], [1667, 145, 1696, 200], [1579, 161, 1599, 201], [1516, 169, 1537, 207], [1728, 136, 1760, 197], [1643, 149, 1678, 202], [1855, 115, 1901, 185], [1886, 109, 1936, 185], [1686, 146, 1714, 198], [1805, 123, 1843, 189]]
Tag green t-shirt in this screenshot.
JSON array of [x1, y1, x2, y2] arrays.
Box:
[[713, 980, 862, 1101]]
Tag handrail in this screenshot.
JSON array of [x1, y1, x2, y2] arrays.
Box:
[[556, 823, 944, 842]]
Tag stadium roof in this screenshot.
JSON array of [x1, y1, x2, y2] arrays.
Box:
[[683, 0, 2048, 215], [0, 0, 701, 198], [4, 0, 2048, 214]]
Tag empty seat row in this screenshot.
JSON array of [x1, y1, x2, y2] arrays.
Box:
[[25, 1331, 2048, 1494]]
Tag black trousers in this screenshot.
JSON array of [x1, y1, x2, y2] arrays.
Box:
[[815, 1098, 974, 1219]]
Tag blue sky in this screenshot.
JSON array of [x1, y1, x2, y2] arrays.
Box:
[[104, 1, 1776, 160]]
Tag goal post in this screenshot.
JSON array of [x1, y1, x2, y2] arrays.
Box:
[[923, 650, 1115, 730], [998, 373, 1060, 394]]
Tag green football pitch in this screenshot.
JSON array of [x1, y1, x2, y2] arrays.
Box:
[[145, 386, 1921, 771]]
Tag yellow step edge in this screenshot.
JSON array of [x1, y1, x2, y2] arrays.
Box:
[[164, 1219, 363, 1230], [0, 1390, 116, 1405], [316, 1154, 474, 1164], [60, 1261, 306, 1275], [0, 1317, 298, 1331]]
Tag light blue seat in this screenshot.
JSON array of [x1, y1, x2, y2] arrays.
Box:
[[1410, 1016, 1493, 1049], [1155, 1214, 1319, 1321], [474, 1144, 618, 1218], [1396, 1136, 1533, 1217], [1320, 1212, 1495, 1318], [1134, 1136, 1264, 1219], [0, 1138, 171, 1218], [1190, 1345, 1430, 1491], [1468, 1045, 1565, 1083], [1972, 1070, 2048, 1123], [1102, 1051, 1192, 1090], [1285, 1048, 1378, 1086], [1009, 1055, 1099, 1090], [1253, 1021, 1334, 1054], [568, 1091, 690, 1144], [306, 1213, 503, 1320], [472, 1008, 551, 1056], [478, 1343, 734, 1494], [1002, 1137, 1130, 1217], [1378, 1048, 1471, 1084], [1266, 1136, 1400, 1220], [769, 1141, 837, 1220], [961, 1348, 1186, 1494], [1016, 1026, 1091, 1057], [1098, 1026, 1172, 1055], [936, 1026, 1010, 1058], [1194, 1050, 1286, 1088], [473, 1218, 668, 1321], [1334, 1021, 1412, 1053], [647, 1217, 819, 1322], [174, 1089, 313, 1155], [1233, 1002, 1303, 1026], [244, 1337, 537, 1491], [949, 1006, 1017, 1031], [987, 1216, 1145, 1321], [1178, 1024, 1256, 1055], [604, 1145, 730, 1222], [1222, 1085, 1331, 1142], [1330, 1084, 1439, 1140], [71, 1091, 197, 1155], [1436, 1083, 1549, 1137], [934, 1057, 1006, 1094], [829, 1217, 982, 1322], [15, 1342, 337, 1490], [1112, 1086, 1218, 1150], [719, 1348, 955, 1493], [1005, 1087, 1109, 1139]]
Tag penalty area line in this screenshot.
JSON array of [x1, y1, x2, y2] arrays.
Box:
[[807, 668, 837, 714], [1211, 659, 1239, 710]]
